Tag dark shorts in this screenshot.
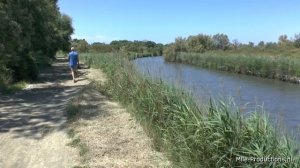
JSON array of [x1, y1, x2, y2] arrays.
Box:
[[70, 65, 77, 71]]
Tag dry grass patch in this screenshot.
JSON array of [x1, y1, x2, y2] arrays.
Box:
[[67, 81, 170, 167]]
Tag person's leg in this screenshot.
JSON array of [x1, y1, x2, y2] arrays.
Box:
[[70, 67, 76, 82], [73, 66, 78, 78]]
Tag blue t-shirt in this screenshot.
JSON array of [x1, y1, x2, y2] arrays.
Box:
[[68, 51, 78, 66]]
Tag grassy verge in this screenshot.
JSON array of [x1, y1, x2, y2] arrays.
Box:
[[81, 52, 299, 167], [0, 54, 54, 94], [165, 51, 300, 83], [0, 81, 27, 94], [66, 90, 90, 166]]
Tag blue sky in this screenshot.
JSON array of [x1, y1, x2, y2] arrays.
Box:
[[58, 0, 300, 44]]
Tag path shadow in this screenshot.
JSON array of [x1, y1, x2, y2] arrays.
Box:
[[77, 89, 111, 121], [54, 57, 68, 63], [0, 58, 90, 139], [75, 78, 88, 83]]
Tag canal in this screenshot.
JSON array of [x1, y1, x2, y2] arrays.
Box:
[[134, 56, 300, 138]]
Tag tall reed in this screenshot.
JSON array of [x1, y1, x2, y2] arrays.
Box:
[[82, 53, 299, 167], [166, 51, 300, 83]]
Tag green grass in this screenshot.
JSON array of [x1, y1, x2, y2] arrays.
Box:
[[67, 128, 76, 138], [66, 94, 90, 165], [67, 137, 89, 157], [81, 52, 299, 167], [0, 80, 27, 94], [164, 50, 300, 83], [66, 98, 81, 122]]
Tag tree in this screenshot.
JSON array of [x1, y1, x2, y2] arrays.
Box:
[[90, 42, 112, 53], [232, 39, 240, 50], [0, 0, 74, 83], [212, 33, 230, 50], [174, 37, 187, 52], [110, 40, 130, 51], [294, 33, 300, 48], [265, 42, 277, 49], [186, 34, 213, 53], [278, 34, 292, 47], [278, 34, 288, 44], [72, 39, 89, 52], [248, 42, 254, 48], [58, 14, 74, 52], [258, 41, 265, 48]]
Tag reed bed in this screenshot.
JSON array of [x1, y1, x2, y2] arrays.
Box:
[[82, 53, 299, 167], [167, 51, 300, 83]]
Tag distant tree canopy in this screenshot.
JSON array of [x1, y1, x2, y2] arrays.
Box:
[[71, 39, 89, 53], [164, 33, 230, 59], [294, 33, 300, 48], [0, 0, 73, 85], [72, 39, 163, 56], [90, 42, 113, 53], [164, 33, 300, 61]]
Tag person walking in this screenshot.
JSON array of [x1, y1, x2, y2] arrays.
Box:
[[68, 47, 79, 83]]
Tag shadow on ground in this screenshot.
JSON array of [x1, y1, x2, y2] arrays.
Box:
[[0, 58, 89, 139], [71, 87, 111, 122]]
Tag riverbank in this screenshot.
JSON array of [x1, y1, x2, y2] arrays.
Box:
[[82, 52, 300, 167], [163, 51, 300, 83], [66, 82, 171, 167]]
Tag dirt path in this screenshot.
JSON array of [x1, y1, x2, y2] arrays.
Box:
[[68, 86, 171, 167], [0, 57, 88, 168], [0, 58, 170, 168]]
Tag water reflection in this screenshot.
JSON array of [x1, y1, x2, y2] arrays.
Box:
[[134, 56, 300, 139]]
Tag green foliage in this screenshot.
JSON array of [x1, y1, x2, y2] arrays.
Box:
[[294, 33, 300, 48], [163, 33, 300, 82], [89, 42, 113, 53], [258, 41, 265, 48], [8, 52, 39, 81], [187, 34, 214, 53], [212, 33, 230, 50], [76, 39, 163, 58], [174, 51, 300, 83], [164, 33, 232, 61], [265, 42, 278, 49], [163, 44, 177, 62], [82, 53, 300, 167], [110, 40, 163, 57], [0, 80, 27, 94], [0, 0, 73, 87], [71, 39, 89, 53], [58, 14, 74, 52]]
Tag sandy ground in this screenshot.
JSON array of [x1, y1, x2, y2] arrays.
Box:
[[70, 67, 171, 167], [0, 57, 88, 168], [0, 57, 170, 168], [70, 87, 171, 167]]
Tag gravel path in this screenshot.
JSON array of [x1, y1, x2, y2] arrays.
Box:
[[0, 58, 88, 168], [0, 57, 170, 168]]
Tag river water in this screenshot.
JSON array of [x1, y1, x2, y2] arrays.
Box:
[[134, 56, 300, 138]]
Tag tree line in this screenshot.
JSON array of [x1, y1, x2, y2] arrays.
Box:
[[164, 33, 300, 61], [0, 0, 73, 87], [71, 39, 163, 57]]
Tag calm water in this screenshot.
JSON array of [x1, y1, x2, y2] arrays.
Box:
[[134, 56, 300, 138]]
